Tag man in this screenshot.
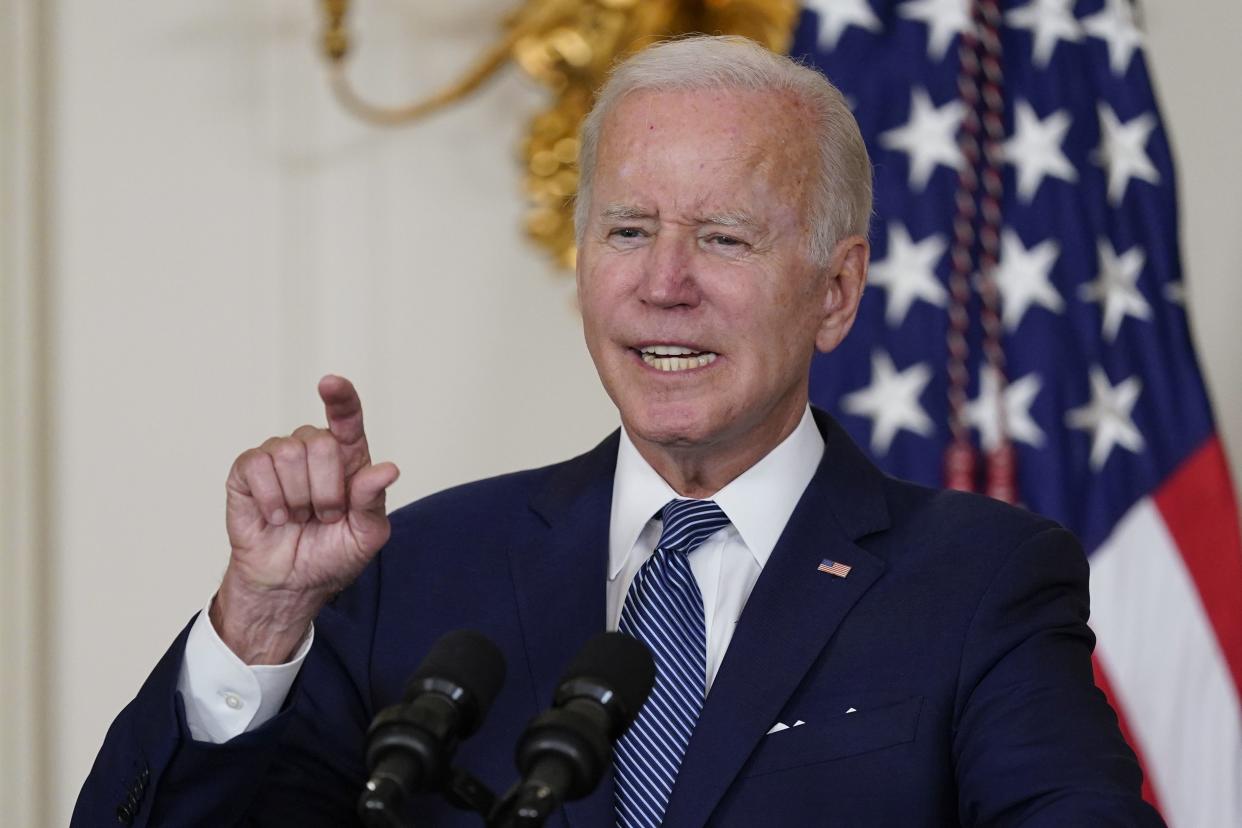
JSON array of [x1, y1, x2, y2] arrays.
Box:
[[75, 36, 1162, 827]]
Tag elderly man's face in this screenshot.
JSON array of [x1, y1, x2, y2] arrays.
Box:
[[577, 87, 866, 462]]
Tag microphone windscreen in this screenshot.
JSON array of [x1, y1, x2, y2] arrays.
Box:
[[408, 629, 507, 715], [559, 632, 655, 723]]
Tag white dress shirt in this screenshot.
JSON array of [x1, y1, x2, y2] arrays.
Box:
[[176, 596, 313, 742], [177, 407, 824, 743], [607, 407, 824, 693]]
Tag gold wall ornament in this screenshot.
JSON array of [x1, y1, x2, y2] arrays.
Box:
[[318, 0, 801, 270]]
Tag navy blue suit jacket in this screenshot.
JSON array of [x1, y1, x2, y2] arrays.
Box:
[[74, 410, 1162, 826]]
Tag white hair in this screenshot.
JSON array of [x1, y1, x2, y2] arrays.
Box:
[[574, 35, 873, 265]]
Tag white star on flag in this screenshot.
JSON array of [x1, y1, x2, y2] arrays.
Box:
[[1078, 238, 1151, 342], [1065, 366, 1145, 471], [1082, 0, 1144, 76], [1093, 104, 1161, 205], [869, 223, 948, 327], [966, 367, 1046, 451], [1164, 281, 1186, 306], [879, 88, 965, 191], [897, 0, 973, 61], [803, 0, 883, 51], [1005, 0, 1083, 68], [992, 228, 1064, 331], [841, 350, 934, 455], [1003, 100, 1077, 202]]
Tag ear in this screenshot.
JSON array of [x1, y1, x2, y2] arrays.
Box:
[[815, 234, 870, 353]]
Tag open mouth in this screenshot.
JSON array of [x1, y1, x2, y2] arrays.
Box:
[[636, 344, 719, 372]]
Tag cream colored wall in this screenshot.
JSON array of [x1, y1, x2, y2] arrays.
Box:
[[1, 2, 52, 826], [43, 2, 616, 824], [1142, 2, 1242, 471], [2, 1, 1238, 824]]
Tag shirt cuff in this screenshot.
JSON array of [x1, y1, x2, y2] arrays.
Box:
[[175, 595, 314, 743]]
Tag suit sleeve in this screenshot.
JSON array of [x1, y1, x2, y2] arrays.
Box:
[[951, 525, 1165, 827], [71, 558, 383, 828]]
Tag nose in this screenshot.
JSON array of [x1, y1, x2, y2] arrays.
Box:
[[637, 231, 701, 309]]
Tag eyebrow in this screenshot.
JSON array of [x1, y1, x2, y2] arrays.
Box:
[[599, 204, 654, 222], [599, 204, 761, 229], [697, 210, 760, 229]]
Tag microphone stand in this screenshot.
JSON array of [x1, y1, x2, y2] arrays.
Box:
[[358, 763, 565, 828], [444, 768, 499, 822], [359, 764, 499, 828], [486, 778, 564, 828]]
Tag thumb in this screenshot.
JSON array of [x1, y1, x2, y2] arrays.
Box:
[[349, 461, 400, 516], [345, 462, 400, 555]]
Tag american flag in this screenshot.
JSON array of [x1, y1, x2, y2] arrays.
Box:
[[817, 558, 854, 577], [797, 1, 1242, 824]]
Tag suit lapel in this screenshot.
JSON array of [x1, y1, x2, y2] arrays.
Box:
[[509, 431, 619, 828], [662, 411, 892, 827]]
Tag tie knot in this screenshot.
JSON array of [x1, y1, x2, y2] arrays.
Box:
[[656, 499, 730, 556]]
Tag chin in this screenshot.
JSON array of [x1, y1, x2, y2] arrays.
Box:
[[621, 399, 724, 448]]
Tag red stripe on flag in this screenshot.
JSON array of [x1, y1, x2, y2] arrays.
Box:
[[1153, 435, 1242, 696], [1092, 656, 1163, 814]]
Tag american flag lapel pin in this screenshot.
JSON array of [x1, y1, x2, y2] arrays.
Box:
[[817, 558, 852, 578]]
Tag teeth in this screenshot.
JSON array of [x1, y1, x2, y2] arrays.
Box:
[[640, 351, 718, 372], [642, 345, 698, 356]]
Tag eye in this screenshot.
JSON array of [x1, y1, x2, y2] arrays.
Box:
[[703, 233, 751, 254], [608, 227, 647, 240]]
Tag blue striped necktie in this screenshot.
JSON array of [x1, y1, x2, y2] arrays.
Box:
[[614, 498, 731, 828]]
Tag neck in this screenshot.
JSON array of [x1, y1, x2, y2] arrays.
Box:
[[625, 400, 808, 499]]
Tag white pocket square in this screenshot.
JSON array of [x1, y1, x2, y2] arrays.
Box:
[[766, 719, 806, 735], [767, 706, 859, 733]]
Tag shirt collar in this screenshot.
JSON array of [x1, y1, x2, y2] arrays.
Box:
[[608, 406, 825, 579]]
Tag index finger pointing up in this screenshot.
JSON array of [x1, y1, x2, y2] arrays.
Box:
[[318, 374, 370, 460]]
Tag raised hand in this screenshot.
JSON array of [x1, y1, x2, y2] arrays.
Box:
[[212, 375, 400, 664]]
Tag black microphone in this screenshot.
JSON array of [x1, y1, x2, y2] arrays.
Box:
[[504, 632, 655, 826], [358, 629, 506, 827]]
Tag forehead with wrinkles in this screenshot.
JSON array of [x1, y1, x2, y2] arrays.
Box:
[[592, 88, 818, 234]]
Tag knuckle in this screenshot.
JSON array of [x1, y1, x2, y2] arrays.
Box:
[[238, 449, 270, 477], [270, 438, 305, 465], [291, 424, 319, 440], [307, 431, 341, 459]]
